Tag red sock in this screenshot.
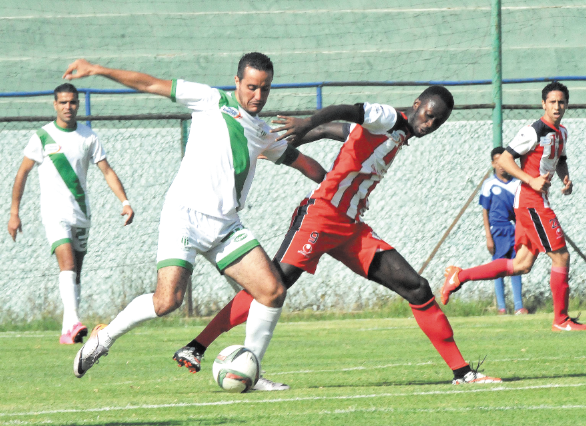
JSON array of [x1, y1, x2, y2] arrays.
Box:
[[550, 266, 569, 324], [196, 290, 254, 348], [459, 259, 514, 283], [410, 297, 468, 370]]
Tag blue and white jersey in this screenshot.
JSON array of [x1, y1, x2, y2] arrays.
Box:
[[479, 174, 520, 227]]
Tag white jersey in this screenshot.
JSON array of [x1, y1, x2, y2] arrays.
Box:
[[23, 121, 106, 227], [165, 79, 290, 218]]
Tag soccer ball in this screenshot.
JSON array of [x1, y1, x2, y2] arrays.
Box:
[[212, 345, 260, 393]]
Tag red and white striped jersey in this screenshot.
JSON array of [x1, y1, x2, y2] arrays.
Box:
[[506, 117, 567, 209], [309, 103, 408, 220]]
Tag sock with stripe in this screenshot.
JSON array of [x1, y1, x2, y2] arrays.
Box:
[[188, 290, 254, 352], [459, 258, 514, 284], [410, 297, 468, 370], [550, 266, 570, 324]]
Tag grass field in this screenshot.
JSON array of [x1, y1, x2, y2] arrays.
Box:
[[2, 313, 586, 425]]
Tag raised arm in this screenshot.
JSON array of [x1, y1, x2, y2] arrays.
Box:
[[96, 159, 135, 225], [63, 59, 172, 98], [8, 157, 35, 241], [272, 104, 363, 143]]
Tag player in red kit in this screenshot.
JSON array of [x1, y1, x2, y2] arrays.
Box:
[[441, 81, 583, 331], [174, 86, 502, 387]]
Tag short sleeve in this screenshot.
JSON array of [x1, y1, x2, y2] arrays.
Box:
[[171, 79, 220, 111], [89, 134, 107, 164], [507, 125, 538, 157], [261, 129, 289, 164], [478, 179, 492, 210], [361, 102, 398, 135], [23, 133, 43, 163]]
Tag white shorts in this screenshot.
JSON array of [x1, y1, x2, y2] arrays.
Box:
[[44, 221, 90, 254], [156, 203, 260, 274]]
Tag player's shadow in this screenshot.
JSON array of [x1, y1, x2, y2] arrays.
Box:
[[504, 372, 586, 382]]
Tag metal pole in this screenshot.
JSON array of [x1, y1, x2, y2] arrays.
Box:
[[491, 0, 503, 147], [84, 91, 92, 128]]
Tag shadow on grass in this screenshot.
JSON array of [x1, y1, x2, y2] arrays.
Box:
[[504, 372, 586, 382]]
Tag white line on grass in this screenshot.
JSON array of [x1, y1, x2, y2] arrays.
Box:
[[2, 382, 585, 417]]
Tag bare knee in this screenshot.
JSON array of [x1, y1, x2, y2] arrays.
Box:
[[514, 259, 533, 275], [256, 282, 287, 308], [153, 293, 183, 316]]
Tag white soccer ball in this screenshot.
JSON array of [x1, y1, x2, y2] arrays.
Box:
[[212, 345, 260, 393]]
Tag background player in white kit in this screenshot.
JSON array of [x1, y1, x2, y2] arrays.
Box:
[[8, 83, 135, 344], [63, 53, 326, 390]]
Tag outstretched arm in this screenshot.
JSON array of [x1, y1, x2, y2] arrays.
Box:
[[556, 157, 572, 195], [96, 159, 135, 225], [8, 157, 35, 241], [272, 104, 362, 143], [287, 152, 327, 183], [63, 59, 172, 98]]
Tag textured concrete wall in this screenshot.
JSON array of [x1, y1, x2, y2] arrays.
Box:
[[1, 112, 585, 321], [2, 1, 586, 320]]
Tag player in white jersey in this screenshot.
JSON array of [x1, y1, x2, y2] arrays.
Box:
[[8, 83, 134, 344], [63, 53, 326, 390]]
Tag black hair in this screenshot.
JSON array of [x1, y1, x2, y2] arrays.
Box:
[[491, 146, 505, 160], [418, 85, 454, 110], [54, 83, 78, 100], [237, 52, 274, 79], [542, 81, 569, 103]]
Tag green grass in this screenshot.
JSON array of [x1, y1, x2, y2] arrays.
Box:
[[2, 313, 586, 425]]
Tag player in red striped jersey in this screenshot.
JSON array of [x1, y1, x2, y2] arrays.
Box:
[[441, 81, 584, 331], [174, 86, 502, 386]]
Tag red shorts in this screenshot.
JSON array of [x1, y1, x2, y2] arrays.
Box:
[[274, 198, 393, 277], [514, 206, 566, 256]]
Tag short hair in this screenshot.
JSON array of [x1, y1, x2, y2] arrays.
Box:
[[54, 83, 78, 100], [491, 146, 505, 160], [542, 81, 569, 103], [418, 85, 454, 110], [237, 52, 274, 79]]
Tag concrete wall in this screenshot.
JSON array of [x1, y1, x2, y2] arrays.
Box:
[[1, 1, 586, 320]]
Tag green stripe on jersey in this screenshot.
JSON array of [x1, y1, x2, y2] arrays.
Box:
[[170, 79, 177, 102], [218, 91, 250, 209], [37, 129, 88, 218]]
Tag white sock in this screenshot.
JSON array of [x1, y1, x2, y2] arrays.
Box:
[[59, 271, 80, 334], [244, 300, 282, 363], [99, 293, 157, 349]]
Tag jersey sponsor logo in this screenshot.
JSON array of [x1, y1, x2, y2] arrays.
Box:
[[539, 134, 555, 147], [220, 106, 241, 119], [43, 143, 61, 155]]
